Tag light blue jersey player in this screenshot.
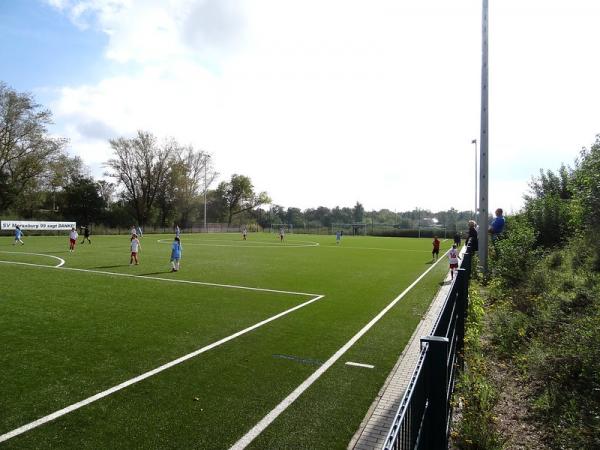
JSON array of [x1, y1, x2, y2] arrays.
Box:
[[170, 237, 182, 272], [14, 226, 24, 245]]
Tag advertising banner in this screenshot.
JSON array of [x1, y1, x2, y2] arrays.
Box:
[[1, 220, 76, 231]]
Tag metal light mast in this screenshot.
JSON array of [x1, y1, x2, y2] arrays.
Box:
[[478, 0, 489, 272]]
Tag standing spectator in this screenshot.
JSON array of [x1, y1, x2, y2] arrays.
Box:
[[448, 244, 461, 279], [13, 225, 24, 245], [130, 234, 141, 265], [453, 231, 461, 248], [432, 236, 440, 261], [69, 227, 78, 253], [136, 225, 143, 238], [489, 208, 506, 242], [81, 225, 91, 244], [467, 220, 478, 252], [170, 236, 182, 272]]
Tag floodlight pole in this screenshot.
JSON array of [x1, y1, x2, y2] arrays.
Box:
[[472, 139, 478, 216], [204, 154, 210, 233], [478, 0, 490, 273]]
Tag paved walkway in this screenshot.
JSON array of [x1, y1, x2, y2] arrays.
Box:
[[348, 263, 457, 450]]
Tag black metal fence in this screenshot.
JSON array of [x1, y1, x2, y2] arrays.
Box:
[[382, 240, 474, 450]]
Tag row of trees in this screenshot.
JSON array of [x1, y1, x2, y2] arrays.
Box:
[[1, 82, 273, 228], [1, 81, 473, 231]]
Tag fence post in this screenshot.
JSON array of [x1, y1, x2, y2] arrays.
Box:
[[420, 336, 450, 449]]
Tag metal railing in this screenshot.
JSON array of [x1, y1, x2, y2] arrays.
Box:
[[382, 240, 474, 450]]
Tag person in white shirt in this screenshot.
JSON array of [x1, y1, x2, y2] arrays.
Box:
[[448, 244, 461, 279], [69, 227, 78, 253], [130, 234, 141, 265], [242, 226, 247, 240]]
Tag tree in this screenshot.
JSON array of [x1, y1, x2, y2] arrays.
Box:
[[214, 174, 270, 225], [61, 176, 105, 225], [0, 82, 66, 212], [104, 131, 174, 226], [352, 202, 365, 223], [173, 147, 216, 227]]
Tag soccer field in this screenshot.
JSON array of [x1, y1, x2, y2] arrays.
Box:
[[0, 232, 451, 449]]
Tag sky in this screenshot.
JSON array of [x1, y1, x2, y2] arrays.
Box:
[[2, 0, 600, 214]]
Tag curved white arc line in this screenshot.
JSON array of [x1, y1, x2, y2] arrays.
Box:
[[0, 251, 65, 267]]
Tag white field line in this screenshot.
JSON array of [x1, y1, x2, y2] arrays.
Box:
[[0, 294, 325, 444], [0, 260, 320, 297], [326, 247, 434, 253], [230, 249, 450, 450], [0, 251, 65, 267], [156, 239, 319, 248], [345, 362, 375, 369]]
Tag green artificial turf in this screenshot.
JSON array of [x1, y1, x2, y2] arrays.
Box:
[[0, 232, 451, 449]]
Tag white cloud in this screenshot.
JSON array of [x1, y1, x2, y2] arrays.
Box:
[[47, 0, 600, 213]]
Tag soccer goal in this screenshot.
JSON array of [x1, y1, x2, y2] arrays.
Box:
[[331, 223, 367, 236], [269, 224, 294, 234]]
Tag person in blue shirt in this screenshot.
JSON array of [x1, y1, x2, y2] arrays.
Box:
[[170, 237, 182, 272], [489, 208, 505, 242], [13, 226, 24, 245]]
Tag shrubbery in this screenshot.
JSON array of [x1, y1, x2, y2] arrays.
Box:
[[458, 135, 600, 448]]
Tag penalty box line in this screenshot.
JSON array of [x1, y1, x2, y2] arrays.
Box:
[[0, 291, 325, 444], [0, 259, 320, 297], [230, 250, 451, 449]]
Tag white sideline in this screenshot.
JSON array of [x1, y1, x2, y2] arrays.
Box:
[[0, 251, 65, 267], [0, 260, 320, 297], [230, 250, 450, 449], [0, 294, 325, 444]]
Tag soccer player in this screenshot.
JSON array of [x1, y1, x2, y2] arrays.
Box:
[[335, 230, 341, 245], [130, 234, 141, 265], [279, 226, 285, 242], [448, 244, 461, 279], [136, 225, 143, 238], [13, 226, 24, 245], [130, 225, 137, 239], [432, 236, 440, 261], [175, 224, 181, 238], [69, 227, 78, 252], [242, 226, 247, 240], [81, 225, 91, 244], [170, 236, 182, 272]]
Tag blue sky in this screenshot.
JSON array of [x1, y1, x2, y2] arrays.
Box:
[[2, 0, 600, 214], [0, 1, 107, 101]]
